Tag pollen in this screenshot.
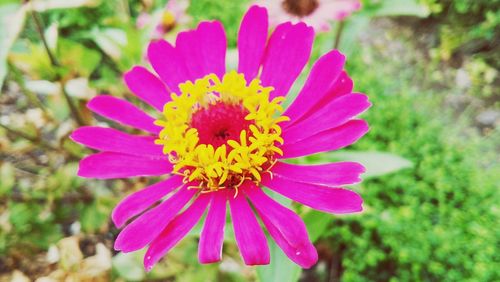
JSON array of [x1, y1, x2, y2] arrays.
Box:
[[154, 71, 289, 192]]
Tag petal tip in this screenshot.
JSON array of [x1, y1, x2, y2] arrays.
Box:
[[247, 4, 268, 17], [76, 158, 91, 178], [111, 209, 124, 229], [199, 257, 222, 264], [86, 95, 107, 111], [143, 253, 158, 272]]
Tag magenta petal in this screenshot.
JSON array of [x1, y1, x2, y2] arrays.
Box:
[[114, 186, 197, 252], [176, 21, 226, 80], [261, 22, 314, 99], [148, 40, 190, 93], [290, 71, 354, 126], [261, 214, 318, 268], [87, 95, 161, 134], [144, 194, 210, 271], [281, 119, 369, 159], [262, 175, 363, 214], [77, 152, 171, 179], [321, 71, 354, 101], [283, 50, 345, 124], [199, 191, 228, 264], [272, 161, 365, 186], [229, 189, 270, 265], [70, 126, 162, 157], [282, 93, 371, 143], [245, 185, 318, 268], [237, 5, 268, 80], [175, 31, 203, 80], [124, 66, 171, 111], [197, 21, 227, 78], [112, 176, 184, 228]]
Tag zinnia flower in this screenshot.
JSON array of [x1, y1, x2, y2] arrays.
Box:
[[72, 5, 370, 270], [256, 0, 361, 32], [137, 0, 190, 39]]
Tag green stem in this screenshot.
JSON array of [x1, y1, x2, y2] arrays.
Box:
[[333, 21, 345, 50], [8, 61, 48, 114], [121, 0, 131, 18], [61, 84, 85, 126], [31, 10, 59, 67], [31, 10, 85, 126], [0, 123, 51, 149], [0, 123, 80, 159]]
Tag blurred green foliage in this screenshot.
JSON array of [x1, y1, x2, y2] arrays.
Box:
[[317, 50, 500, 282], [423, 0, 499, 65], [0, 0, 498, 281], [188, 0, 247, 47]]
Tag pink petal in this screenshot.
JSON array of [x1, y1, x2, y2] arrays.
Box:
[[262, 174, 363, 214], [229, 189, 270, 265], [70, 126, 163, 157], [283, 50, 345, 124], [176, 21, 226, 80], [147, 40, 190, 94], [112, 176, 184, 228], [282, 93, 371, 143], [144, 194, 210, 271], [123, 66, 171, 111], [322, 0, 362, 20], [114, 186, 196, 252], [87, 95, 161, 134], [237, 5, 268, 80], [323, 71, 354, 100], [271, 161, 365, 186], [199, 191, 228, 264], [197, 21, 227, 79], [244, 184, 318, 268], [303, 71, 354, 118], [261, 22, 314, 99], [281, 119, 369, 159], [77, 152, 171, 179]]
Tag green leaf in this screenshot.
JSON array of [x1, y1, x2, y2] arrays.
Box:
[[91, 27, 127, 61], [30, 0, 101, 12], [256, 191, 302, 282], [256, 240, 302, 282], [0, 3, 27, 90], [302, 210, 333, 243], [335, 15, 371, 57], [113, 252, 147, 281], [371, 0, 431, 18], [57, 39, 102, 78], [0, 163, 15, 196], [80, 199, 110, 232], [328, 151, 413, 178]]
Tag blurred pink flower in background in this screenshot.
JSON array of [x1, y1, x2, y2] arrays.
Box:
[[256, 0, 361, 32], [137, 0, 191, 39]]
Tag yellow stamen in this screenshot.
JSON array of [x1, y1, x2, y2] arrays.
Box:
[[156, 71, 288, 192]]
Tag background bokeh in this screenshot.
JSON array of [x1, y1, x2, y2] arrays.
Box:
[[0, 0, 498, 281]]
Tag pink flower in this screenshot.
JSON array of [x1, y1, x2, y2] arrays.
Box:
[[72, 5, 370, 270], [137, 0, 191, 39], [256, 0, 361, 32]]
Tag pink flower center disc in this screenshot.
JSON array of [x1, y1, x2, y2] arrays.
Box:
[[190, 102, 254, 148], [282, 0, 319, 17]]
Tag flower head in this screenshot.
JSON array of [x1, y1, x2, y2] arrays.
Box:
[[257, 0, 362, 32], [72, 5, 370, 270], [137, 0, 191, 39]]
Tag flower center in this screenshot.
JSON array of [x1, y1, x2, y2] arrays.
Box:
[[190, 103, 253, 148], [155, 71, 289, 193], [158, 11, 176, 33], [282, 0, 319, 17]]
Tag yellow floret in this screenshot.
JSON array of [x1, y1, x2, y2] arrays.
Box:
[[155, 71, 288, 192]]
